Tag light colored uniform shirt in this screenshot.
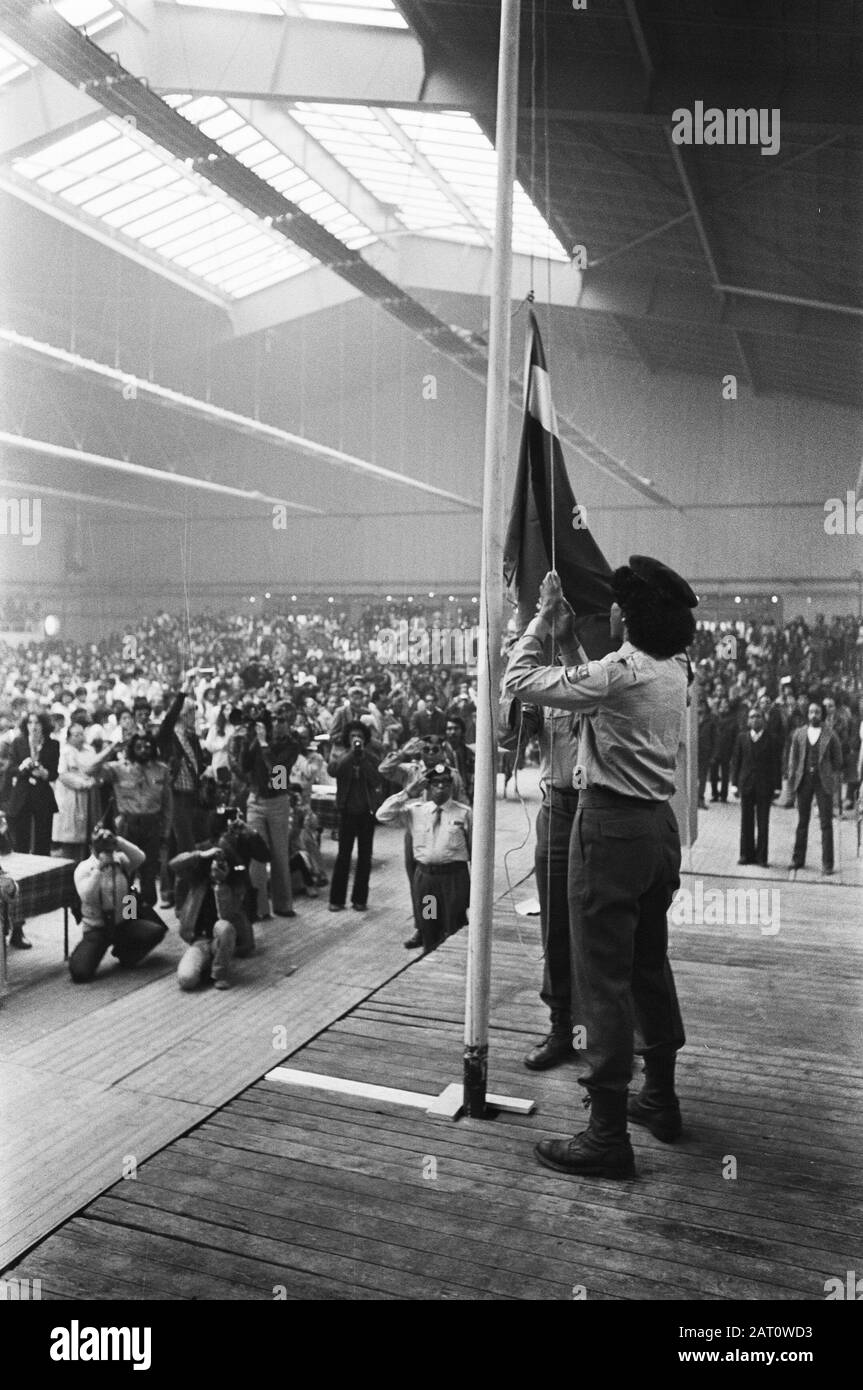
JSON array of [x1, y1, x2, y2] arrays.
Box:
[[504, 624, 689, 802], [536, 707, 582, 793], [377, 792, 472, 863]]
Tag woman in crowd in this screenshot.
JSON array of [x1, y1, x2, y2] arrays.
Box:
[[53, 721, 99, 865], [6, 711, 60, 854]]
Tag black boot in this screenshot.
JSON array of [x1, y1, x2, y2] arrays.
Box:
[[534, 1090, 636, 1179], [627, 1051, 682, 1142], [523, 1014, 574, 1071], [10, 925, 32, 950]]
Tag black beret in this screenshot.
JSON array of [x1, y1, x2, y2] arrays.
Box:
[[614, 555, 698, 609]]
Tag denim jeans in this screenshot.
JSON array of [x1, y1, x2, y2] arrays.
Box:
[[246, 794, 292, 915], [177, 919, 239, 990]]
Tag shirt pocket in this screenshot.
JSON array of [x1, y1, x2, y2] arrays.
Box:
[[446, 821, 468, 850]]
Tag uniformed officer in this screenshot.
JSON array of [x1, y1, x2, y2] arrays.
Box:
[[504, 557, 697, 1179], [377, 763, 472, 954], [522, 703, 583, 1070]]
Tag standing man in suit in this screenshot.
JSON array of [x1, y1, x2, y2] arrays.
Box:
[[787, 702, 844, 876], [730, 708, 778, 867]]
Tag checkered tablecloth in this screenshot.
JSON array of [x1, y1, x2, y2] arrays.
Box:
[[0, 853, 77, 928]]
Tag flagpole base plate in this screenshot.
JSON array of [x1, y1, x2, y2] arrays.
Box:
[[426, 1081, 535, 1121]]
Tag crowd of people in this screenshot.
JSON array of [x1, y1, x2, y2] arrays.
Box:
[[693, 614, 861, 872], [0, 601, 482, 982], [0, 599, 859, 986]]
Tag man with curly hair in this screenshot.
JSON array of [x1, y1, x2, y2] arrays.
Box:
[[504, 556, 697, 1180]]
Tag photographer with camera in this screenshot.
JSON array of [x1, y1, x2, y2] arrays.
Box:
[[171, 814, 268, 990], [69, 828, 168, 983], [327, 721, 383, 913], [92, 732, 172, 910]]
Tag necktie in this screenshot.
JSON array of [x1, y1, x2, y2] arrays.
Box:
[[432, 806, 442, 832]]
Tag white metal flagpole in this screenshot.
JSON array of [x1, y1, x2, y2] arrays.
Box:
[[463, 0, 522, 1118]]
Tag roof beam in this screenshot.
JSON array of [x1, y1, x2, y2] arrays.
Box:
[[578, 266, 863, 349], [0, 476, 175, 516], [0, 330, 482, 510], [0, 431, 324, 510], [108, 3, 436, 105], [229, 237, 582, 337], [665, 135, 760, 391]]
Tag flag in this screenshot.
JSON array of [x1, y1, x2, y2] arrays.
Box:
[[503, 312, 616, 659]]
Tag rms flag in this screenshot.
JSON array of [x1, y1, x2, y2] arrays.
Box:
[[503, 312, 615, 659]]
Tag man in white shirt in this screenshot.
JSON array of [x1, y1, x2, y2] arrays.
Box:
[[377, 762, 472, 954]]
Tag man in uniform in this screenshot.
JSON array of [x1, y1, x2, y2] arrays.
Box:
[[503, 557, 697, 1180], [377, 762, 471, 953], [522, 703, 583, 1071]]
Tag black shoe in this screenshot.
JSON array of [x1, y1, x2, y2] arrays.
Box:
[[10, 933, 32, 950], [788, 862, 803, 871], [627, 1091, 682, 1142], [822, 866, 835, 876], [274, 909, 297, 918], [403, 932, 423, 949], [737, 858, 753, 865], [352, 903, 368, 912], [328, 903, 345, 912], [524, 1031, 574, 1071], [534, 1131, 636, 1179]]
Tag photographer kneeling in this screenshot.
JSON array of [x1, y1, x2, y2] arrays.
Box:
[[172, 816, 268, 991], [69, 828, 168, 983]]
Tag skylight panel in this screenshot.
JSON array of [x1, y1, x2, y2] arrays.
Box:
[[289, 103, 567, 260], [169, 93, 375, 249], [11, 116, 316, 299]]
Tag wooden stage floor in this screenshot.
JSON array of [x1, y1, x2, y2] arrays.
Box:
[[2, 775, 861, 1299]]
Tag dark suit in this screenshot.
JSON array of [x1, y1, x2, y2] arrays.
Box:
[[730, 730, 777, 865], [327, 746, 384, 909], [787, 726, 843, 871], [6, 733, 60, 855]]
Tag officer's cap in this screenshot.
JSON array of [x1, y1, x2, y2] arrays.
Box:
[[427, 762, 453, 782]]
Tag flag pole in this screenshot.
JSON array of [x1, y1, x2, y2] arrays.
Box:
[[463, 0, 522, 1118]]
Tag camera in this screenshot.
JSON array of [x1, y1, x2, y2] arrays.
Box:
[[92, 828, 117, 854]]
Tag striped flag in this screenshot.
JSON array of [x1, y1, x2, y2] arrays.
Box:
[[503, 312, 616, 659]]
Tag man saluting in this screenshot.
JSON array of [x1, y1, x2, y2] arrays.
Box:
[[503, 558, 697, 1180], [377, 762, 472, 954]]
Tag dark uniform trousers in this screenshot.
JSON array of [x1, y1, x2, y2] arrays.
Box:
[[535, 788, 579, 1021], [412, 861, 469, 953], [569, 788, 685, 1093]]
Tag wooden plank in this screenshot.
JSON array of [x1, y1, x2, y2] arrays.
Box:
[[3, 772, 860, 1301]]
